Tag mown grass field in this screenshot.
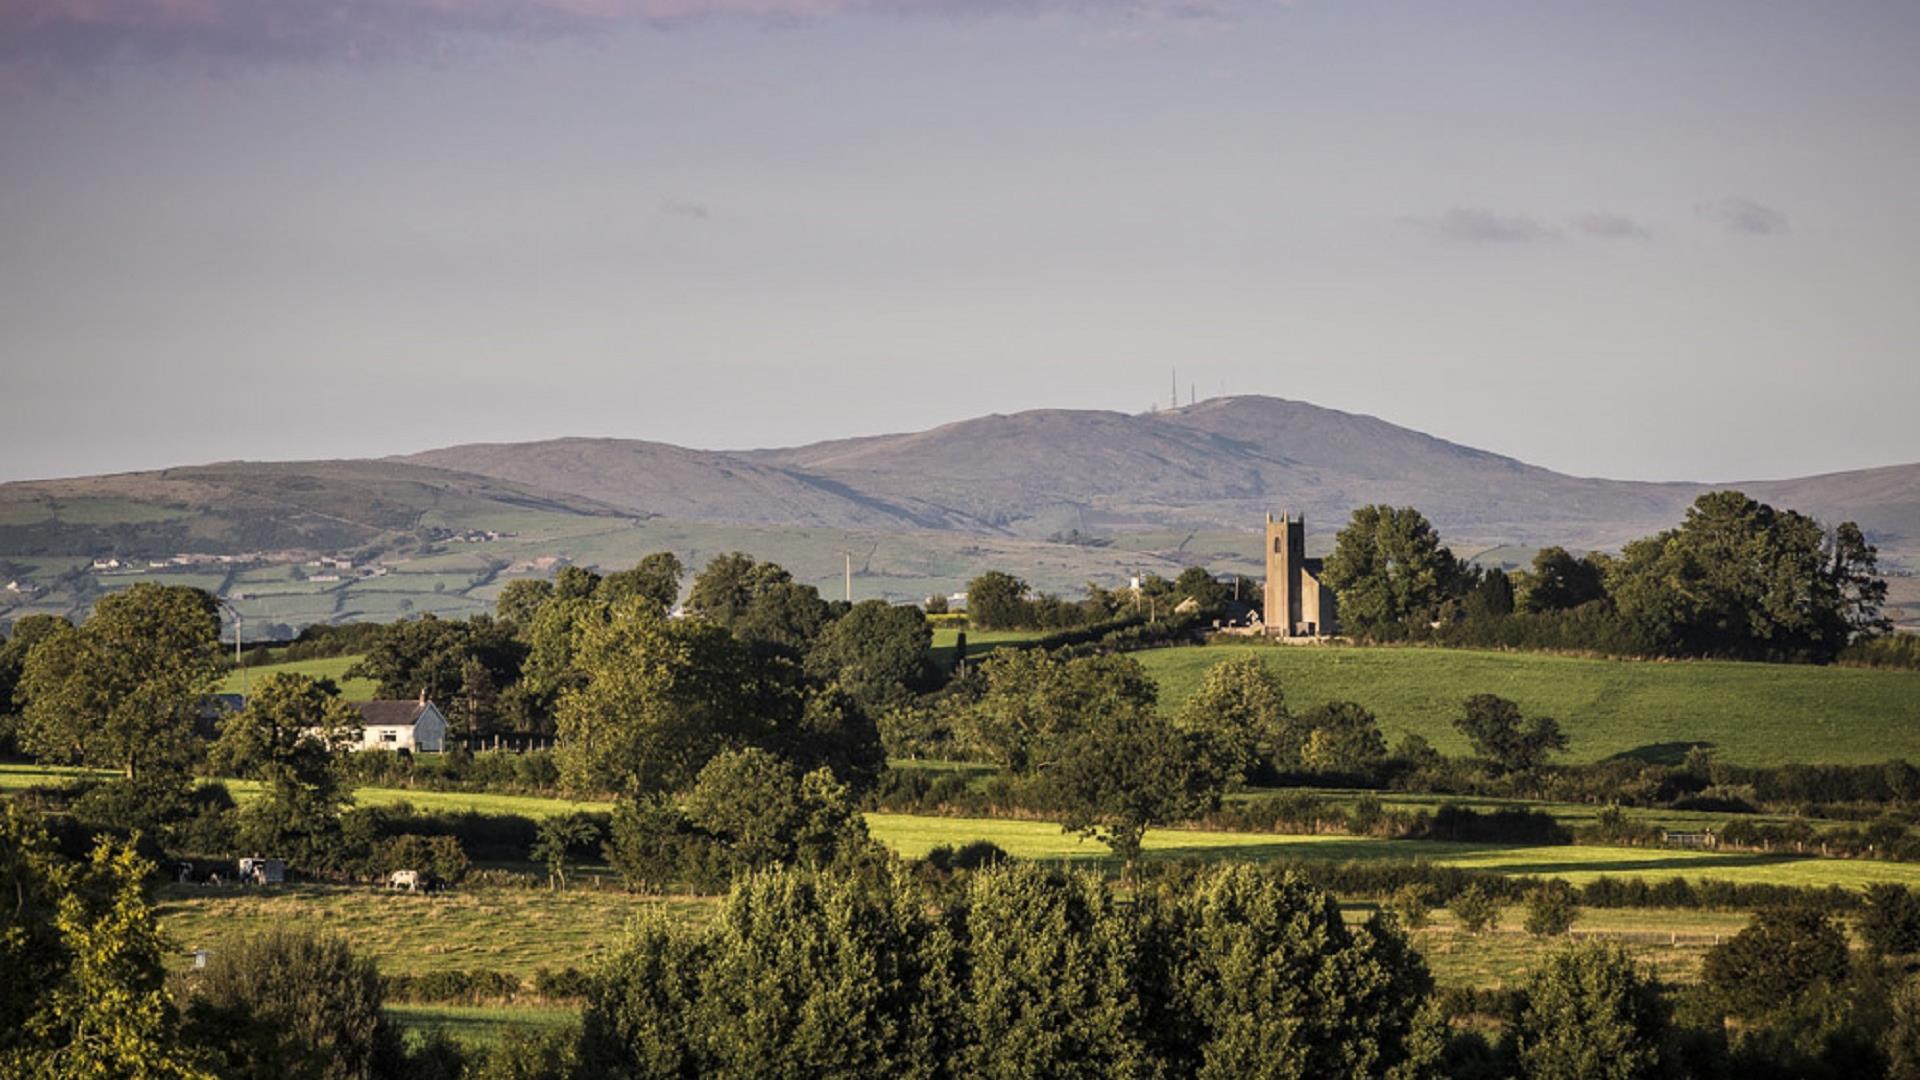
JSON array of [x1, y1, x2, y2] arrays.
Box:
[[1137, 643, 1920, 766], [385, 1004, 577, 1048]]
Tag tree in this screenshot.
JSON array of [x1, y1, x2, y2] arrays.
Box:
[[1174, 656, 1292, 784], [961, 650, 1159, 775], [965, 571, 1031, 631], [553, 599, 759, 794], [1319, 506, 1466, 635], [1461, 567, 1515, 620], [679, 747, 873, 871], [1297, 700, 1389, 776], [1609, 490, 1884, 661], [1452, 694, 1567, 773], [599, 551, 685, 613], [17, 583, 221, 782], [1513, 941, 1668, 1080], [1861, 884, 1920, 958], [1701, 906, 1850, 1020], [1046, 708, 1221, 870], [345, 615, 524, 731], [1449, 885, 1499, 934], [210, 673, 360, 864], [960, 864, 1152, 1078], [582, 869, 958, 1079], [1150, 865, 1439, 1079], [1888, 973, 1920, 1080], [1173, 566, 1229, 615], [1520, 547, 1608, 614], [0, 614, 68, 755], [803, 600, 934, 714], [531, 813, 601, 891], [684, 554, 828, 653], [0, 804, 211, 1079], [494, 579, 555, 632], [1523, 882, 1579, 937], [179, 929, 402, 1080]]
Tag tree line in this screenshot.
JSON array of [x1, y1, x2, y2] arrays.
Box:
[[1320, 490, 1892, 663]]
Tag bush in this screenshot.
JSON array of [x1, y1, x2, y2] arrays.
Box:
[[180, 928, 404, 1079], [1387, 883, 1435, 930], [1450, 885, 1501, 934], [1859, 884, 1920, 958], [1513, 941, 1668, 1080], [1523, 883, 1580, 937]]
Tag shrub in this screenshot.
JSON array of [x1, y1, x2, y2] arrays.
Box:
[[180, 928, 404, 1080], [1860, 884, 1920, 958], [1702, 907, 1851, 1019], [1513, 942, 1668, 1080], [1450, 885, 1500, 934], [1523, 883, 1580, 937], [1387, 883, 1435, 930]]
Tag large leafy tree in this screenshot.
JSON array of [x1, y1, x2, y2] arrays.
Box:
[[686, 553, 830, 654], [179, 929, 402, 1080], [1513, 942, 1668, 1080], [803, 599, 934, 714], [1609, 490, 1885, 660], [964, 571, 1032, 631], [209, 673, 361, 865], [1148, 865, 1440, 1080], [1701, 906, 1851, 1021], [1520, 547, 1609, 614], [0, 614, 69, 753], [17, 583, 221, 781], [1320, 506, 1466, 635], [1047, 708, 1221, 870], [1297, 701, 1389, 776], [553, 599, 761, 794], [1452, 693, 1567, 774], [0, 805, 210, 1079], [1174, 656, 1293, 784], [960, 864, 1152, 1078], [961, 650, 1159, 775], [599, 551, 685, 613]]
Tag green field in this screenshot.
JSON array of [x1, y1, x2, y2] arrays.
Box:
[[386, 1004, 577, 1048], [220, 655, 379, 699], [1138, 643, 1920, 766]]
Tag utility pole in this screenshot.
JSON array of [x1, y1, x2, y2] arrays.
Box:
[[217, 599, 245, 696], [844, 552, 853, 604]]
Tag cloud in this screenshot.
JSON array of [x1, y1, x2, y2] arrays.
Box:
[[1, 0, 1237, 74], [1408, 207, 1555, 245], [1569, 211, 1650, 240], [1694, 197, 1790, 236]]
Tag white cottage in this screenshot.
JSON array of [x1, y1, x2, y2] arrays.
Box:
[[350, 694, 449, 753]]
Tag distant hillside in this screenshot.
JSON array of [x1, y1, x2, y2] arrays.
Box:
[[3, 396, 1914, 631], [401, 396, 1920, 560]]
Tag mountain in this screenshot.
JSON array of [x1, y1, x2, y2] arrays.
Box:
[[3, 396, 1914, 630], [397, 396, 1920, 558]]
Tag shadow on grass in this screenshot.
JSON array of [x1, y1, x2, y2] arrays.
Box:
[[1605, 741, 1715, 766]]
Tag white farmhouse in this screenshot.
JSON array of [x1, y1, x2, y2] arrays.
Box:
[[350, 695, 449, 753]]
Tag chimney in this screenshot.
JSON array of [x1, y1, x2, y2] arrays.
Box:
[[418, 688, 428, 704]]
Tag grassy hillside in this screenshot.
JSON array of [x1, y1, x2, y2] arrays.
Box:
[[220, 655, 379, 699], [1138, 644, 1920, 767]]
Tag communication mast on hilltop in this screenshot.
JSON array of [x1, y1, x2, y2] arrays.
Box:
[[1171, 368, 1178, 410]]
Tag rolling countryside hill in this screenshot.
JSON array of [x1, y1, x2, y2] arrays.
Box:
[[2, 396, 1915, 628]]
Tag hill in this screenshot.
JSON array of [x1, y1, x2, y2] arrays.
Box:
[[1137, 644, 1920, 767]]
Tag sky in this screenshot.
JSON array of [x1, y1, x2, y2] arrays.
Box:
[[2, 0, 1917, 485]]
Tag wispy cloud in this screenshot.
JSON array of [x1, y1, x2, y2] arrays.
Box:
[[1569, 211, 1650, 240], [1407, 207, 1555, 245], [1, 0, 1239, 75], [1695, 197, 1790, 236]]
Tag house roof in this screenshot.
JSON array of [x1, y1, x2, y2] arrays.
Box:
[[353, 700, 438, 728]]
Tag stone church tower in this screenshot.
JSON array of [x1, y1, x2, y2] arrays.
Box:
[[1264, 513, 1336, 638]]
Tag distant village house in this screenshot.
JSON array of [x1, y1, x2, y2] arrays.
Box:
[[351, 694, 449, 753]]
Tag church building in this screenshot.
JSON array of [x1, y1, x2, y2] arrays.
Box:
[[1264, 513, 1337, 638]]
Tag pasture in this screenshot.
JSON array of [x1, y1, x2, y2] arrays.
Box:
[[1137, 642, 1920, 766], [220, 654, 379, 699]]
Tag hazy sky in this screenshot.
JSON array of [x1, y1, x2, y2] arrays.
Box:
[[3, 0, 1917, 484]]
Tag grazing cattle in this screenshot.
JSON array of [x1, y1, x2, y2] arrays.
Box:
[[389, 869, 421, 892]]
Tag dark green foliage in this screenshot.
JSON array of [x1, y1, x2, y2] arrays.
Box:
[[960, 649, 1158, 775], [959, 864, 1151, 1078], [1452, 693, 1568, 773], [1523, 882, 1580, 937], [1320, 505, 1467, 635], [1862, 884, 1920, 957], [1521, 546, 1609, 614], [1888, 975, 1920, 1080], [17, 582, 221, 782], [1702, 907, 1852, 1019], [1173, 565, 1229, 615], [965, 570, 1033, 631], [597, 551, 684, 613], [468, 1024, 581, 1080], [1297, 700, 1389, 776], [685, 552, 830, 654], [1174, 655, 1291, 784], [367, 833, 470, 883], [180, 928, 403, 1080], [1147, 865, 1439, 1079], [0, 614, 67, 753], [345, 614, 525, 737], [1047, 707, 1222, 868], [532, 812, 600, 889], [1513, 941, 1668, 1080], [803, 598, 935, 713], [1449, 884, 1500, 934]]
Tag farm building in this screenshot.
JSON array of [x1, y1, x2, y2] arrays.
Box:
[[350, 694, 449, 753]]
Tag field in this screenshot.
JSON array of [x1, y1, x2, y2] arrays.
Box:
[[220, 654, 379, 699], [1137, 643, 1920, 766]]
